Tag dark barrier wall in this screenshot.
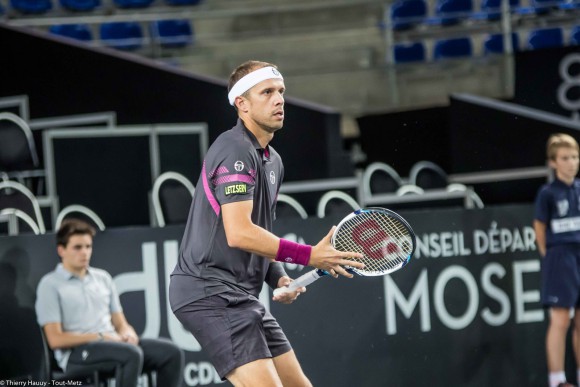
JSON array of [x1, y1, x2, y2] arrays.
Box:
[[447, 95, 580, 204], [356, 106, 451, 175], [0, 24, 352, 182], [0, 204, 558, 386], [514, 46, 580, 118], [448, 97, 554, 173], [355, 47, 580, 205]]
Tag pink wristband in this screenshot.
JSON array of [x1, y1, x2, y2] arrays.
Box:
[[275, 238, 311, 266]]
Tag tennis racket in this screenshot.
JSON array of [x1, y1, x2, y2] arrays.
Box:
[[273, 207, 416, 296]]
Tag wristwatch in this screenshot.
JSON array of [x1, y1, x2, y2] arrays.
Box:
[[97, 332, 104, 341]]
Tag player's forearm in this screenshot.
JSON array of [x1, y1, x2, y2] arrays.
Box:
[[226, 222, 280, 260], [222, 200, 310, 264]]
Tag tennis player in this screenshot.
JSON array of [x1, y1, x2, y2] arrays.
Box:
[[169, 60, 364, 386], [534, 133, 580, 387]]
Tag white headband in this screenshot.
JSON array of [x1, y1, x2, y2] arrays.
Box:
[[228, 66, 284, 106]]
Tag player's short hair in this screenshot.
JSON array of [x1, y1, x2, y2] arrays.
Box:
[[56, 218, 96, 247], [228, 60, 278, 97], [547, 133, 580, 160]]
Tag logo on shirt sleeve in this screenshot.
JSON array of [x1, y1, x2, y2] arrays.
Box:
[[225, 183, 248, 195], [234, 161, 245, 172]]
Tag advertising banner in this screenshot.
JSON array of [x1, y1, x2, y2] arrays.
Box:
[[0, 204, 552, 386]]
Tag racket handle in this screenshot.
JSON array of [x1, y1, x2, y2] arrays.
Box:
[[273, 269, 327, 297]]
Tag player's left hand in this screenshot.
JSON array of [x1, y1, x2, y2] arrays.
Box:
[[273, 276, 306, 304]]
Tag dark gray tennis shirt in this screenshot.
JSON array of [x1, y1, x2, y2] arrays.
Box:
[[169, 119, 288, 312]]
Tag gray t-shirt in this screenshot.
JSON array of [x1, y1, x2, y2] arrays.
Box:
[[35, 263, 122, 370], [169, 119, 287, 311]]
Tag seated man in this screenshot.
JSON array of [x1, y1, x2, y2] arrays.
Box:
[[35, 218, 183, 387]]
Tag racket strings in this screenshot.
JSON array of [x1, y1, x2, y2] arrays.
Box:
[[334, 212, 413, 275]]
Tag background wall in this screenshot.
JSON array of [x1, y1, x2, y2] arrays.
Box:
[[0, 24, 353, 183], [356, 106, 451, 174]]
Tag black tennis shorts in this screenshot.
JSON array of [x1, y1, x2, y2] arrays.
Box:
[[174, 289, 292, 379]]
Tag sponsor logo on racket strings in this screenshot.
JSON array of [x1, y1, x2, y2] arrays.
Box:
[[349, 219, 411, 260]]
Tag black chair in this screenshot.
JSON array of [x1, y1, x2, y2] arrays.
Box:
[[396, 184, 425, 196], [40, 327, 156, 387], [0, 263, 44, 381], [409, 161, 449, 190], [54, 204, 106, 231], [276, 193, 308, 220], [151, 171, 195, 227], [446, 183, 485, 208], [0, 180, 45, 234], [316, 190, 360, 218], [363, 162, 403, 197], [0, 208, 41, 235], [0, 112, 44, 193], [40, 327, 114, 387]]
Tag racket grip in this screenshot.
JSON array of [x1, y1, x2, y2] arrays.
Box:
[[273, 269, 326, 297]]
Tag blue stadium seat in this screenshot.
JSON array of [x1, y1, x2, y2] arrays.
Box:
[[527, 27, 564, 50], [49, 24, 93, 41], [113, 0, 153, 8], [433, 37, 472, 60], [394, 42, 426, 63], [559, 0, 580, 10], [100, 22, 144, 50], [59, 0, 99, 10], [433, 0, 473, 25], [10, 0, 51, 13], [164, 0, 202, 5], [529, 0, 560, 13], [150, 20, 193, 48], [571, 26, 580, 45], [390, 0, 427, 30], [479, 0, 520, 19], [483, 33, 519, 54]]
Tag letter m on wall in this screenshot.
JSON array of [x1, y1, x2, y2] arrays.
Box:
[[384, 269, 431, 335]]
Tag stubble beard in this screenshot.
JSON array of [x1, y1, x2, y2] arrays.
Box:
[[260, 119, 284, 134]]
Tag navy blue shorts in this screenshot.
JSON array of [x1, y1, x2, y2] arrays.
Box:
[[542, 244, 580, 308], [173, 290, 292, 379]]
